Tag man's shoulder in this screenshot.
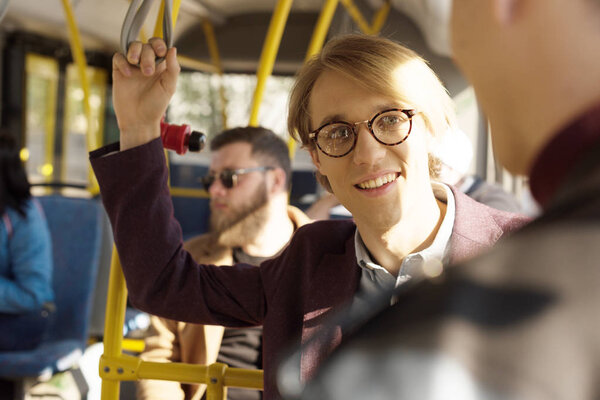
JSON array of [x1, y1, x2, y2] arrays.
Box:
[[287, 205, 312, 229], [294, 219, 356, 238], [454, 188, 530, 232], [287, 219, 356, 253]]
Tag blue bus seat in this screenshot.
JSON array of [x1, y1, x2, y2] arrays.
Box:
[[290, 169, 319, 211], [0, 195, 103, 383], [169, 162, 211, 240], [172, 196, 211, 241]]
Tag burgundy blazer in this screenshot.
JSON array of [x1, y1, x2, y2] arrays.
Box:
[[90, 139, 528, 399]]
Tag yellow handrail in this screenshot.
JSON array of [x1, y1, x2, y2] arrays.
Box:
[[153, 0, 182, 38], [99, 355, 263, 395], [338, 0, 390, 35], [370, 0, 391, 35], [305, 0, 339, 62], [169, 186, 209, 198], [178, 54, 220, 73], [61, 0, 99, 195], [101, 247, 128, 400], [248, 0, 293, 126], [339, 0, 371, 34], [287, 0, 339, 158]]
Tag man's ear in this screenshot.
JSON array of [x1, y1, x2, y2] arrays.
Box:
[[269, 167, 287, 194], [309, 148, 322, 172], [493, 0, 519, 25]]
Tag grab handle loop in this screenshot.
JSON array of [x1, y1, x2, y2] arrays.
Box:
[[120, 0, 173, 63]]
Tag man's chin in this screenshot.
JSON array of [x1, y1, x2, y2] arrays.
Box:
[[210, 215, 232, 234]]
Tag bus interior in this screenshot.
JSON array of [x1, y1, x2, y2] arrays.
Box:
[[0, 1, 538, 399]]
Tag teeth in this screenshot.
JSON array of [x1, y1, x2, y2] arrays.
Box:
[[357, 173, 397, 189]]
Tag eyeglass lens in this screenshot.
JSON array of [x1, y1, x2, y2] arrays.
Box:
[[316, 109, 412, 157], [202, 171, 235, 190]]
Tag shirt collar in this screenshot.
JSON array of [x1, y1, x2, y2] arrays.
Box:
[[529, 102, 600, 209], [354, 182, 456, 280]]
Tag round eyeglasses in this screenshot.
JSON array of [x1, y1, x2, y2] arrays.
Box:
[[309, 108, 416, 158], [200, 166, 274, 191]]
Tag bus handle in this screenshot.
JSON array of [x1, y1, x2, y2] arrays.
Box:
[[160, 120, 206, 155]]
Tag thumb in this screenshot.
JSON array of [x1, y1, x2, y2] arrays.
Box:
[[162, 47, 180, 96]]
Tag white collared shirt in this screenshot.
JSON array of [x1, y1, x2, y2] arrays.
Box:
[[352, 182, 455, 307]]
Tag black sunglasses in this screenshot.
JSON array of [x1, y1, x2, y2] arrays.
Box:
[[200, 166, 274, 190]]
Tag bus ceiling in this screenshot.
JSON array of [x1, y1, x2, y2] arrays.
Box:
[[2, 0, 451, 75]]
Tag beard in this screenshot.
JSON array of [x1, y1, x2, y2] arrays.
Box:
[[209, 181, 270, 248]]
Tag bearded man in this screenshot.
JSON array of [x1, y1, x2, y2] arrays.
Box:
[[136, 126, 310, 400]]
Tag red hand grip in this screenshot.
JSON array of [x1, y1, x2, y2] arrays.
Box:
[[160, 121, 191, 155]]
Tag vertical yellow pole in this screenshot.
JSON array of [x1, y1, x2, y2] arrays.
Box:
[[153, 0, 166, 37], [153, 0, 182, 37], [202, 19, 228, 129], [100, 247, 128, 400], [287, 0, 339, 159], [248, 0, 293, 127], [61, 0, 98, 193], [305, 0, 339, 61]]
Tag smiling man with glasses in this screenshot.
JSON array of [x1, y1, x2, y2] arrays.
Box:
[[137, 126, 310, 400], [93, 33, 529, 399], [297, 1, 600, 399]]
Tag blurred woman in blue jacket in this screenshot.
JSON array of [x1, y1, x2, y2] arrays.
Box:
[[0, 132, 53, 351]]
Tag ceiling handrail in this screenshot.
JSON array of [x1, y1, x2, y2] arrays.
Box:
[[120, 0, 173, 55]]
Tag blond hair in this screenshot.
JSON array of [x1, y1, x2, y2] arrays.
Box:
[[289, 33, 456, 146], [287, 34, 455, 191]]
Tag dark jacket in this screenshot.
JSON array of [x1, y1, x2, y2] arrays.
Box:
[[90, 139, 528, 399]]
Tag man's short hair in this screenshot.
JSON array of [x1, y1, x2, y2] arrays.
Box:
[[210, 126, 292, 190], [288, 34, 456, 151]]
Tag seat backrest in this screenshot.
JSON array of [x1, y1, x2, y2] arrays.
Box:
[[172, 196, 210, 240], [37, 195, 103, 348], [290, 169, 319, 210], [169, 162, 211, 240]]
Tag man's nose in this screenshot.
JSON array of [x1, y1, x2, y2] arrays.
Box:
[[352, 124, 386, 165]]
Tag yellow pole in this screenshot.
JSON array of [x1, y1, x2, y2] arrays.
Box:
[[100, 247, 128, 400], [339, 0, 371, 34], [153, 0, 182, 37], [153, 1, 164, 38], [177, 54, 220, 73], [202, 19, 228, 129], [61, 0, 98, 193], [206, 363, 228, 400], [305, 0, 339, 61], [248, 0, 293, 126], [370, 0, 391, 35], [286, 0, 339, 159]]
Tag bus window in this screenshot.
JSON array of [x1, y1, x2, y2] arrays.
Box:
[[61, 64, 108, 185], [24, 53, 59, 185]]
